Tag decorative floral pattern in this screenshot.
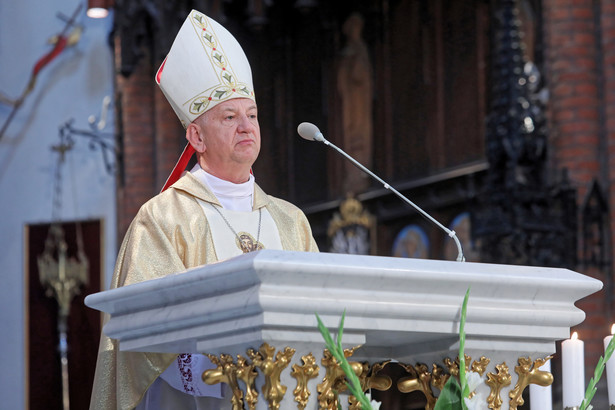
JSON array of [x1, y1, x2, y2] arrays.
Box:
[[188, 11, 254, 115], [177, 353, 195, 394]]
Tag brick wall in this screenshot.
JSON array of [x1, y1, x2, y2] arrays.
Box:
[[154, 88, 185, 191], [115, 40, 184, 242], [543, 0, 615, 387], [543, 0, 601, 200], [601, 0, 615, 321]]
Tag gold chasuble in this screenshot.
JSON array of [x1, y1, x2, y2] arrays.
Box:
[[90, 172, 318, 410]]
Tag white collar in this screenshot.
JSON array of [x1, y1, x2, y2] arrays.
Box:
[[190, 164, 254, 211]]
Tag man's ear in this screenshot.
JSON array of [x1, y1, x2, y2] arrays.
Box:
[[186, 122, 206, 153]]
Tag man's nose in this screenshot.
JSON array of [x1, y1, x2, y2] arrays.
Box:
[[237, 114, 256, 133]]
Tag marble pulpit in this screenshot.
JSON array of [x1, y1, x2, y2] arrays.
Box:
[[85, 250, 602, 409]]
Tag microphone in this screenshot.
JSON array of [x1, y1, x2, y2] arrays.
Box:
[[297, 122, 465, 262]]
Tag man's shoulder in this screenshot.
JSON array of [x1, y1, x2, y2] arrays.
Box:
[[254, 184, 296, 211], [135, 182, 200, 219], [261, 191, 307, 218], [267, 194, 299, 209]]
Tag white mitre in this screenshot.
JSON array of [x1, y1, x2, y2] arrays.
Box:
[[155, 9, 256, 128]]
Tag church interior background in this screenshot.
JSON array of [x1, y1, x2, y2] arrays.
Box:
[[0, 0, 613, 408]]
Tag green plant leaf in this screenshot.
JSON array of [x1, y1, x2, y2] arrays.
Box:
[[337, 309, 346, 351], [459, 287, 471, 410], [214, 90, 227, 99], [580, 333, 615, 410], [315, 313, 336, 351], [316, 311, 373, 410], [434, 376, 463, 410]]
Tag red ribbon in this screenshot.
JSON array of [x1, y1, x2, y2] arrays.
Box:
[[33, 36, 68, 77], [161, 143, 195, 192]]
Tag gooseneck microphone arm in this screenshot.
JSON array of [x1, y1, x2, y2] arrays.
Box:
[[297, 122, 465, 262]]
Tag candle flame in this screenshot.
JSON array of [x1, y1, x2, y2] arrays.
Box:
[[571, 331, 578, 340], [611, 324, 615, 335]]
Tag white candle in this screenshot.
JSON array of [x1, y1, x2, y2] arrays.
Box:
[[530, 360, 552, 410], [605, 324, 615, 405], [562, 332, 585, 407]]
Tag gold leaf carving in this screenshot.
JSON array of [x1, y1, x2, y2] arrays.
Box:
[[398, 363, 437, 410], [236, 356, 259, 410], [248, 343, 295, 410], [203, 353, 245, 410], [471, 356, 491, 376], [486, 363, 512, 410], [443, 357, 459, 376], [443, 354, 472, 377], [431, 364, 450, 391], [348, 362, 370, 410], [291, 354, 320, 410], [367, 361, 393, 392], [509, 356, 553, 410], [317, 346, 361, 410], [203, 347, 543, 410]]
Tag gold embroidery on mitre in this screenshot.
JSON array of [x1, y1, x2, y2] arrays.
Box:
[[187, 11, 255, 116], [236, 232, 264, 254]]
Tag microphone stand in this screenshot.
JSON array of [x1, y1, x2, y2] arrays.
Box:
[[311, 132, 465, 262]]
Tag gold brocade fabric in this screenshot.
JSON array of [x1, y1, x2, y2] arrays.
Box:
[[90, 173, 318, 410]]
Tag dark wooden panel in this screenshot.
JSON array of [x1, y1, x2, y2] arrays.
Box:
[[26, 221, 102, 410], [390, 0, 433, 180], [442, 0, 487, 168]]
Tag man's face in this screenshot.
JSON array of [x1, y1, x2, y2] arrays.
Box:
[[195, 98, 261, 179]]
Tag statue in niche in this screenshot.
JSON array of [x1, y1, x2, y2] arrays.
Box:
[[392, 225, 429, 259], [336, 12, 373, 193], [444, 212, 480, 262], [328, 196, 374, 255]]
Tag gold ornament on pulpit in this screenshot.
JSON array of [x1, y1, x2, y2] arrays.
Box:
[[291, 354, 320, 409], [486, 363, 512, 409], [204, 353, 248, 410], [509, 356, 553, 410], [249, 343, 296, 410], [318, 346, 362, 409], [398, 363, 439, 410], [235, 355, 259, 410], [200, 341, 554, 409]]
